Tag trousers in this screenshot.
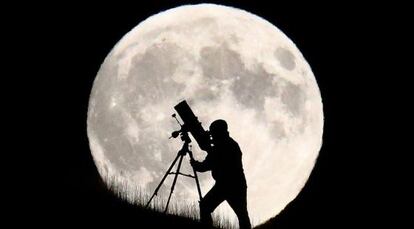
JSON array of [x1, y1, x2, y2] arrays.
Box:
[[199, 183, 251, 229]]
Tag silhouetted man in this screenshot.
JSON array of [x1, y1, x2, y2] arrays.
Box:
[[190, 119, 251, 229]]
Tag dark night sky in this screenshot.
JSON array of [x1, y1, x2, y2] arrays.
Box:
[[6, 1, 405, 228]]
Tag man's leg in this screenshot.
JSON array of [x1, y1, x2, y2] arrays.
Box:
[[226, 188, 251, 229], [199, 184, 225, 227]]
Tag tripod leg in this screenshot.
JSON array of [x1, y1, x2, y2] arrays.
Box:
[[188, 151, 203, 201], [145, 153, 181, 208], [164, 154, 184, 213], [192, 167, 203, 201]]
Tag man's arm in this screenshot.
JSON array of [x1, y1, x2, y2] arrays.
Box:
[[190, 154, 212, 172]]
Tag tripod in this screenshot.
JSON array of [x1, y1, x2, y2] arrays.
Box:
[[145, 131, 203, 213]]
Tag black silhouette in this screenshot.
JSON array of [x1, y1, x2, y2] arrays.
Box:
[[146, 100, 210, 216], [191, 119, 252, 229], [146, 116, 203, 213], [145, 100, 251, 228]]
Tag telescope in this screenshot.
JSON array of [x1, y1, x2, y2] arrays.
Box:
[[146, 100, 208, 212], [170, 100, 212, 152]]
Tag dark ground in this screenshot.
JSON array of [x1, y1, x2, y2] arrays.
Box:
[[4, 0, 407, 228]]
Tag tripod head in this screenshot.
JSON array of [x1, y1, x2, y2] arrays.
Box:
[[169, 114, 191, 142], [168, 114, 192, 157]]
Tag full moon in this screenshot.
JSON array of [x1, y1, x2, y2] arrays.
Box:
[[87, 4, 323, 226]]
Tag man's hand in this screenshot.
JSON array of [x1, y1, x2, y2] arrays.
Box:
[[190, 156, 211, 172]]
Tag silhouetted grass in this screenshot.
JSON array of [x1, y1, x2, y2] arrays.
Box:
[[99, 172, 237, 229]]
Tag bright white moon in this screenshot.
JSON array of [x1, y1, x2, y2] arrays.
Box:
[[87, 4, 323, 226]]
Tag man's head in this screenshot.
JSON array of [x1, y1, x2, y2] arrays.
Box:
[[209, 119, 229, 141]]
